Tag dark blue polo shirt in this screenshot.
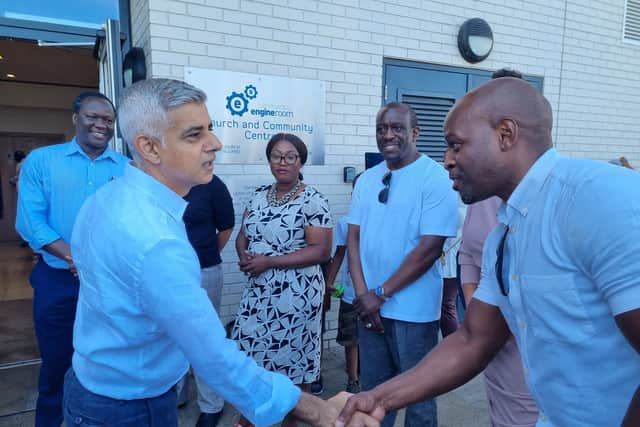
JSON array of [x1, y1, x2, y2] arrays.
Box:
[[183, 175, 234, 268]]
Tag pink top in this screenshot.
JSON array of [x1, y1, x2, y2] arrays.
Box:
[[458, 196, 502, 284]]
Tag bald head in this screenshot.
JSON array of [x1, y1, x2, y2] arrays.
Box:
[[452, 77, 553, 152], [443, 78, 554, 203]]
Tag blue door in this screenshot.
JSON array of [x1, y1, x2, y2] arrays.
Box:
[[384, 59, 543, 162]]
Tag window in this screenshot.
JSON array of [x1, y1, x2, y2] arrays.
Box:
[[624, 0, 640, 44]]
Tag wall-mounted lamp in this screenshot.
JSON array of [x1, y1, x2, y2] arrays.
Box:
[[457, 18, 494, 63]]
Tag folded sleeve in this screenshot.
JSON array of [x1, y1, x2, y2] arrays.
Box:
[[568, 174, 640, 315]]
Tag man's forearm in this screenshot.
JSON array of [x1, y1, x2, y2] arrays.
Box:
[[43, 239, 71, 260], [291, 392, 329, 425], [347, 226, 368, 295], [462, 282, 478, 305], [382, 236, 445, 296], [373, 316, 506, 412]]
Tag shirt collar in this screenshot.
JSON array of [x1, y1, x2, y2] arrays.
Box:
[[498, 148, 560, 223], [123, 163, 188, 222], [65, 138, 121, 162]]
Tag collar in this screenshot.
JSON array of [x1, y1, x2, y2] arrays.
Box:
[[122, 163, 188, 222], [498, 148, 560, 223], [64, 138, 120, 162]]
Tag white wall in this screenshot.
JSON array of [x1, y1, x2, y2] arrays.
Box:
[[129, 0, 640, 345]]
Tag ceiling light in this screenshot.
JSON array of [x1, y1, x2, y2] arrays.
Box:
[[6, 73, 16, 78], [0, 55, 4, 60]]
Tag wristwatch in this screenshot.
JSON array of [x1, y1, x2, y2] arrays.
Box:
[[375, 286, 389, 301]]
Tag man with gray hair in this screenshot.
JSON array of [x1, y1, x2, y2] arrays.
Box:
[[63, 78, 380, 427]]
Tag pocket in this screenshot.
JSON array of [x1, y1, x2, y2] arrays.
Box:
[[520, 274, 595, 344], [65, 406, 105, 426]]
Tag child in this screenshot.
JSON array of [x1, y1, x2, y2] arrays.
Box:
[[324, 174, 362, 393]]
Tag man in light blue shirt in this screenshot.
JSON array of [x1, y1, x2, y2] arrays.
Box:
[[337, 78, 640, 427], [16, 91, 127, 427], [65, 78, 381, 427], [347, 102, 458, 427]]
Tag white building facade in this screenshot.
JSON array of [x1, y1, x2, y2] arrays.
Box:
[[125, 0, 640, 346]]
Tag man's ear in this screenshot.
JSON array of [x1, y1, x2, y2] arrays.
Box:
[[72, 113, 78, 125], [133, 135, 161, 165], [411, 126, 420, 142], [497, 118, 517, 151]]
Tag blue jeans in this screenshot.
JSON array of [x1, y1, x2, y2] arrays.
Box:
[[63, 369, 178, 426], [31, 259, 79, 427], [359, 317, 439, 427]]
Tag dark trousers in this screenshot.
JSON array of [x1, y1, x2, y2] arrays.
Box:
[[63, 369, 178, 427], [359, 317, 439, 427], [31, 259, 79, 427]]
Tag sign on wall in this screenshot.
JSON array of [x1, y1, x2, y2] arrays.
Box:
[[185, 67, 326, 165]]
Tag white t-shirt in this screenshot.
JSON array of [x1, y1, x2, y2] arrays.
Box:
[[348, 155, 458, 322], [333, 216, 355, 303]]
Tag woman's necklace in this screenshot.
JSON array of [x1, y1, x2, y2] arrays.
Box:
[[268, 180, 301, 207]]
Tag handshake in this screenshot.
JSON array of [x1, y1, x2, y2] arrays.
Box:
[[234, 391, 385, 427]]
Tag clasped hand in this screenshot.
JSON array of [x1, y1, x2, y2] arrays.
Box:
[[234, 392, 383, 427], [354, 291, 385, 333], [238, 251, 272, 277]]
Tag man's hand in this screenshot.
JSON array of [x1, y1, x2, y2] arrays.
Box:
[[335, 391, 386, 427], [292, 391, 382, 427], [362, 312, 385, 334], [323, 392, 382, 427], [353, 291, 384, 318], [64, 255, 77, 277]]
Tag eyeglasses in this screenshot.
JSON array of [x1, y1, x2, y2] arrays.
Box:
[[495, 226, 510, 296], [269, 152, 299, 165], [378, 171, 391, 204]]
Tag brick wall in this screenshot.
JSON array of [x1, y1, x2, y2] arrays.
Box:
[[129, 0, 640, 347]]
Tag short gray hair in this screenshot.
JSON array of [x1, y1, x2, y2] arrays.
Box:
[[118, 78, 207, 157]]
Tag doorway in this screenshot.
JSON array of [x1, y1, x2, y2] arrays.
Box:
[[0, 37, 98, 420]]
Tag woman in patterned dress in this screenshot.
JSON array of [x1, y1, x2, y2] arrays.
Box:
[[233, 133, 332, 427]]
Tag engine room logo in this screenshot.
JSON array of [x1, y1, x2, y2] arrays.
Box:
[[225, 84, 258, 117]]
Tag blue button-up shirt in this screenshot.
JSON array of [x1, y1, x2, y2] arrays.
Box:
[[70, 164, 300, 427], [16, 139, 127, 269], [474, 149, 640, 426]]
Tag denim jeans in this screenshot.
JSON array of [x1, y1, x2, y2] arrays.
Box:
[[359, 317, 439, 427], [63, 369, 178, 426], [31, 259, 79, 427]]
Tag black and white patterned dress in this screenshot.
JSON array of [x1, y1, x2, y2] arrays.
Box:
[[232, 184, 332, 384]]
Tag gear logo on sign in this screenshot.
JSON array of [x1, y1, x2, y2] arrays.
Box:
[[225, 85, 258, 116], [244, 85, 258, 99]]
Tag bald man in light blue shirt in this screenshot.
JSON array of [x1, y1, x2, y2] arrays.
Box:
[[336, 77, 640, 427]]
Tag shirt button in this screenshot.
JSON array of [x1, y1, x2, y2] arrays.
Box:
[[518, 318, 526, 328], [523, 368, 529, 376], [540, 413, 548, 422], [74, 416, 83, 424], [509, 226, 516, 234], [511, 273, 518, 281]]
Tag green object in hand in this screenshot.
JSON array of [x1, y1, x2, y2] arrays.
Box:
[[332, 282, 344, 298]]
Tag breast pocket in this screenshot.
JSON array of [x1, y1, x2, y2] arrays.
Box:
[[520, 274, 595, 344]]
